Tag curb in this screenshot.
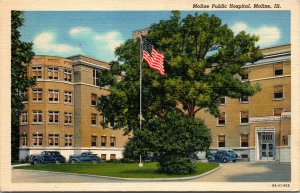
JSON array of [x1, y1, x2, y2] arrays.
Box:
[[12, 164, 221, 182]]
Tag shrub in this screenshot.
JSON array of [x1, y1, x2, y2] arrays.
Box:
[[159, 156, 196, 175]]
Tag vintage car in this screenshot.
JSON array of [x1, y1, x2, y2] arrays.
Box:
[[29, 151, 66, 165], [207, 149, 238, 163], [69, 151, 101, 163]]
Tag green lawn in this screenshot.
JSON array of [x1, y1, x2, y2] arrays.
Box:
[[14, 162, 219, 178]]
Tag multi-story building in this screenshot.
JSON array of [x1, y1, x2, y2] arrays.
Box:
[[19, 55, 129, 161], [196, 44, 291, 162], [19, 44, 291, 163]]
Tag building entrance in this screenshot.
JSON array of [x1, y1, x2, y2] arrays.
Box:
[[258, 132, 275, 160]]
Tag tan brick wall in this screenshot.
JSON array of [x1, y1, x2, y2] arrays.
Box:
[[196, 45, 291, 150]]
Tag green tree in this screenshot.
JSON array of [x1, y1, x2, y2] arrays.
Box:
[[11, 11, 35, 161], [97, 11, 262, 174], [123, 109, 211, 174], [97, 11, 262, 133]]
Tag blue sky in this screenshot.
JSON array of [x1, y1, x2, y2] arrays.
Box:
[[20, 11, 290, 63]]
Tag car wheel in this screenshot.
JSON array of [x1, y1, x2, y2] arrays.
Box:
[[233, 159, 236, 163], [71, 159, 77, 164], [55, 159, 61, 164], [33, 159, 40, 165], [207, 157, 212, 162], [222, 157, 228, 163], [91, 159, 98, 164]]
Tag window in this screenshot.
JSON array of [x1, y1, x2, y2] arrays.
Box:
[[32, 66, 43, 79], [48, 89, 59, 103], [33, 134, 43, 146], [274, 63, 283, 76], [91, 114, 97, 125], [241, 134, 249, 147], [48, 67, 59, 80], [240, 111, 249, 124], [64, 91, 72, 104], [274, 108, 283, 116], [21, 90, 28, 102], [91, 136, 97, 147], [49, 111, 59, 124], [217, 112, 226, 126], [32, 88, 43, 102], [101, 136, 107, 147], [240, 95, 249, 103], [219, 96, 226, 105], [64, 135, 73, 147], [110, 137, 116, 147], [21, 134, 28, 146], [218, 135, 225, 147], [101, 154, 107, 160], [32, 110, 43, 124], [64, 112, 73, 125], [93, 69, 100, 86], [110, 154, 116, 160], [48, 134, 59, 146], [20, 111, 28, 125], [91, 94, 97, 106], [241, 69, 249, 81], [274, 85, 283, 99], [64, 69, 72, 82]]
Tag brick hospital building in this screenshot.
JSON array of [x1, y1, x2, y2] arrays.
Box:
[[18, 44, 291, 162]]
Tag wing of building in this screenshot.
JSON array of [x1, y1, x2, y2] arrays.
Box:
[[18, 44, 291, 163], [196, 44, 291, 162], [19, 55, 129, 161]]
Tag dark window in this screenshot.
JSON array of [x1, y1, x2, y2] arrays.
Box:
[[110, 137, 116, 147], [218, 135, 225, 147], [274, 85, 283, 99], [219, 96, 226, 105], [218, 112, 226, 125], [91, 94, 97, 106], [101, 136, 107, 147], [240, 96, 249, 103], [241, 111, 249, 124], [274, 63, 283, 76], [91, 136, 97, 147], [241, 135, 249, 147]]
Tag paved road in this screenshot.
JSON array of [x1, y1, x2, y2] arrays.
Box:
[[12, 161, 291, 183], [191, 161, 291, 182]]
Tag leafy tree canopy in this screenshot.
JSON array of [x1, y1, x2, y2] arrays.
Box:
[[11, 11, 35, 160], [97, 11, 262, 133]]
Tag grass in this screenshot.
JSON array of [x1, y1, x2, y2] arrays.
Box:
[[14, 162, 219, 178]]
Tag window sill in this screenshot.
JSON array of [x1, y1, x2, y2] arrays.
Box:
[[240, 123, 249, 126], [240, 102, 249, 104], [217, 125, 226, 127], [273, 98, 284, 101], [32, 101, 43, 103], [48, 123, 59, 125], [64, 124, 73, 126], [20, 123, 28, 125], [48, 101, 60, 104]]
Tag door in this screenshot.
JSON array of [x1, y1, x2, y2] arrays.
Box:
[[259, 132, 275, 160]]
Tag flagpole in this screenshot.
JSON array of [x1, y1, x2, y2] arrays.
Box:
[[139, 35, 143, 168], [139, 36, 142, 131]]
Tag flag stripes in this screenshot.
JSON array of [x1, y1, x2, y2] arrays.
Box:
[[142, 36, 165, 76]]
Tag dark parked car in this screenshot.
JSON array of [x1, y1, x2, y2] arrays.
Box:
[[207, 149, 238, 163], [30, 151, 66, 165], [69, 152, 101, 163]]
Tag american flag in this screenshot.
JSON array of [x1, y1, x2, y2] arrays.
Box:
[[142, 36, 165, 76]]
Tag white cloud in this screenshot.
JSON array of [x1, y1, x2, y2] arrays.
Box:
[[69, 27, 93, 36], [69, 27, 125, 61], [230, 22, 281, 48], [33, 32, 82, 55]]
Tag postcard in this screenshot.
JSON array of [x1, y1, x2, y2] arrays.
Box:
[[0, 0, 299, 192]]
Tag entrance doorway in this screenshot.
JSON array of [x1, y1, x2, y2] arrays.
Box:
[[258, 132, 275, 160]]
